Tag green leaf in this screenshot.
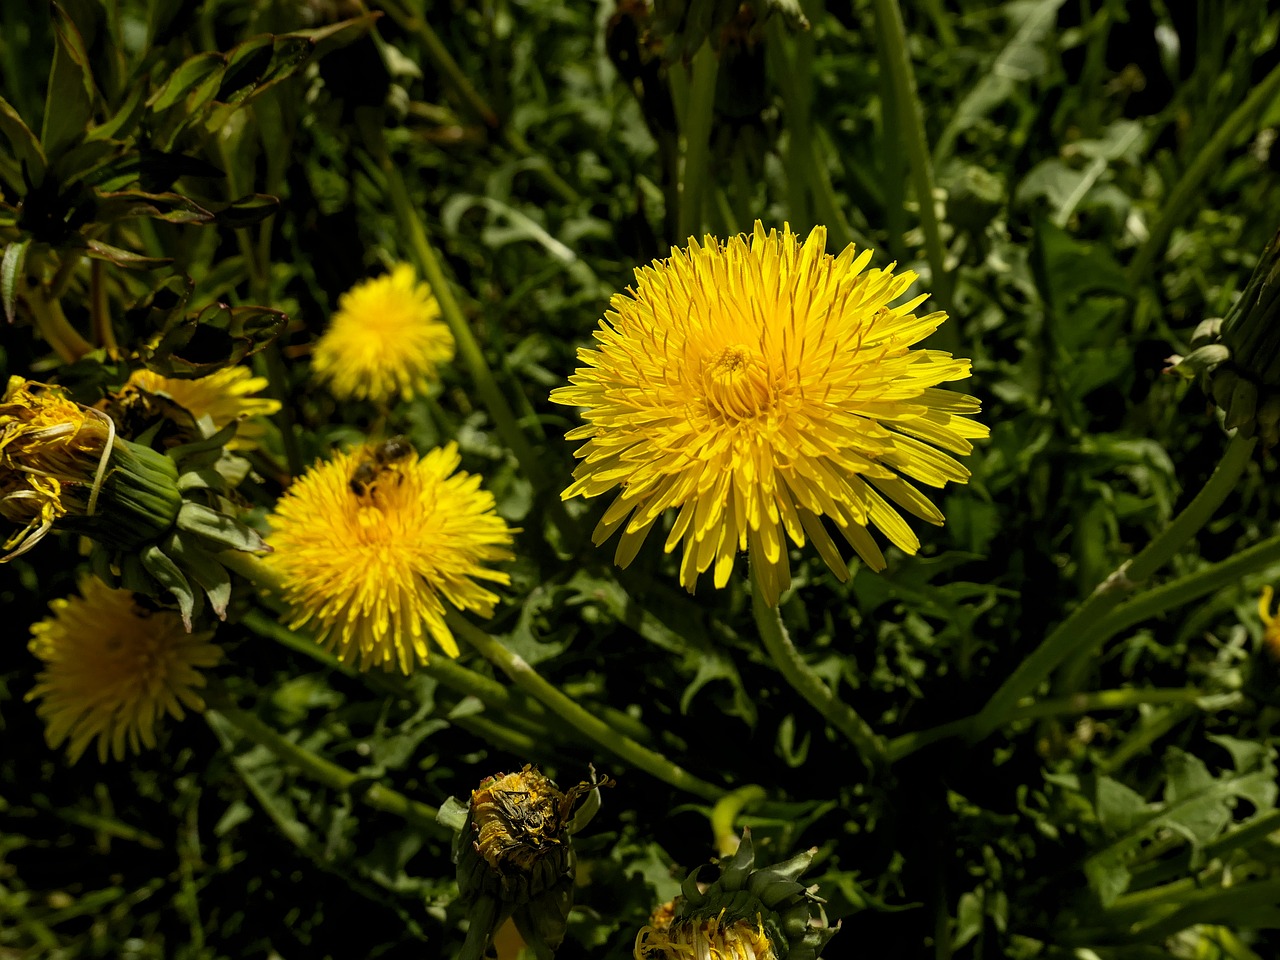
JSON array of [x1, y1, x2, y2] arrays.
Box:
[[147, 52, 226, 113], [0, 95, 47, 188], [2, 239, 30, 325], [41, 2, 97, 162], [80, 237, 172, 268], [94, 189, 217, 225]]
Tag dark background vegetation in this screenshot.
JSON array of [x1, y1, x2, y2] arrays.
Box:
[[3, 1, 1280, 957]]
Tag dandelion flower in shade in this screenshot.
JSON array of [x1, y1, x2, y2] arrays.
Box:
[[125, 366, 281, 450], [551, 222, 988, 606], [265, 441, 515, 672], [1258, 586, 1280, 659], [27, 576, 222, 763], [312, 263, 456, 404]]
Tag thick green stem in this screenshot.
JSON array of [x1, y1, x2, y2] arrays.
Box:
[[868, 0, 954, 343], [971, 433, 1255, 740], [205, 693, 449, 839], [362, 120, 573, 539], [678, 43, 718, 241], [1093, 532, 1280, 646], [750, 561, 888, 772], [1128, 58, 1280, 287], [446, 612, 725, 802], [887, 687, 1213, 763]]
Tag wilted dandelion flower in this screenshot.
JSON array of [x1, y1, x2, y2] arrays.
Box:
[[28, 576, 222, 763], [635, 914, 776, 960], [312, 263, 455, 404], [551, 222, 987, 605], [265, 441, 514, 672], [125, 366, 281, 449]]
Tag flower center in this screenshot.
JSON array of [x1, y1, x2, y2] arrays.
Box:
[[702, 345, 770, 422]]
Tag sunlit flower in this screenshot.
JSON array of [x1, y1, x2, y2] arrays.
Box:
[[125, 366, 281, 449], [1258, 586, 1280, 658], [265, 441, 514, 672], [311, 263, 455, 404], [635, 913, 776, 960], [27, 576, 222, 763], [551, 222, 987, 605]]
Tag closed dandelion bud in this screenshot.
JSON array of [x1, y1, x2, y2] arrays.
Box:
[[1192, 225, 1280, 443], [650, 0, 808, 61], [634, 830, 838, 960], [441, 765, 612, 960], [0, 376, 267, 627]]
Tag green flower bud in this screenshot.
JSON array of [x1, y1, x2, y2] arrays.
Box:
[[635, 830, 838, 960]]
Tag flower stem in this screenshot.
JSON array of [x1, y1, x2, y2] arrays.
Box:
[[204, 690, 450, 839], [888, 687, 1220, 763], [971, 434, 1256, 740], [446, 611, 725, 802], [678, 42, 718, 241], [363, 119, 572, 537], [750, 561, 888, 772], [1127, 57, 1280, 287], [869, 0, 954, 343]]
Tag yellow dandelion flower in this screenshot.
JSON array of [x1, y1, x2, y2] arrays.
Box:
[[311, 263, 456, 404], [27, 576, 222, 763], [551, 222, 988, 605], [265, 441, 515, 672], [1258, 586, 1280, 659], [1, 376, 115, 559], [125, 366, 281, 450], [635, 913, 777, 960]]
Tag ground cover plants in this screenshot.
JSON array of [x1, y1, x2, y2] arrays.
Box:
[[3, 1, 1280, 958]]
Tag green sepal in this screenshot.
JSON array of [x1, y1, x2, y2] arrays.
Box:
[[438, 796, 469, 832], [140, 543, 197, 629], [163, 532, 232, 620], [176, 501, 268, 554], [2, 239, 29, 325]]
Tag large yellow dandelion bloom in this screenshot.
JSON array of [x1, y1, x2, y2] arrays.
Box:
[[551, 222, 987, 606], [265, 441, 515, 672], [635, 913, 777, 960], [311, 264, 456, 404], [125, 366, 281, 450], [27, 577, 222, 763]]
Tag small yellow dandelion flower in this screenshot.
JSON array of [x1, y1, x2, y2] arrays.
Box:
[[635, 913, 777, 960], [265, 441, 514, 672], [27, 576, 222, 763], [1258, 586, 1280, 659], [125, 366, 281, 450], [312, 264, 455, 404], [551, 222, 988, 605]]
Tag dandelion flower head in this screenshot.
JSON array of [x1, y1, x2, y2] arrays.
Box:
[[1, 376, 113, 559], [551, 222, 987, 605], [312, 263, 456, 404], [125, 366, 281, 450], [27, 576, 222, 763], [634, 913, 776, 960], [265, 441, 515, 672]]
